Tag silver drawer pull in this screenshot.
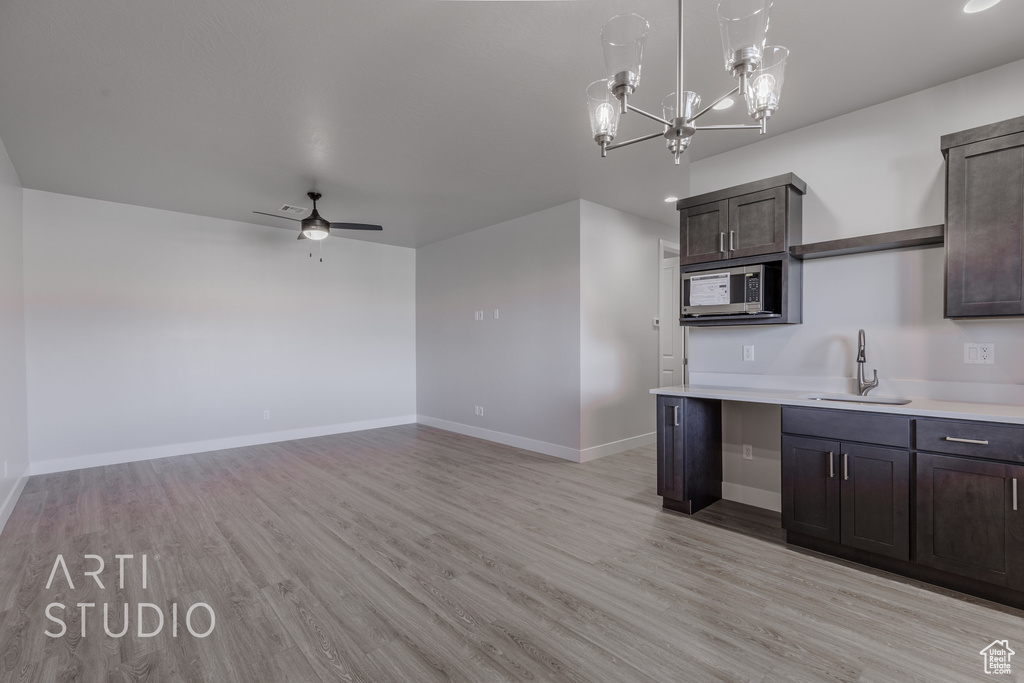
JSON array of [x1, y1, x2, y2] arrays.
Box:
[[719, 232, 725, 253], [673, 405, 680, 427], [842, 453, 849, 481], [827, 451, 834, 479], [1014, 479, 1018, 512], [943, 436, 989, 445]]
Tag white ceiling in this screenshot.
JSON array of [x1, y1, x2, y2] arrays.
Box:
[[1, 0, 1022, 247]]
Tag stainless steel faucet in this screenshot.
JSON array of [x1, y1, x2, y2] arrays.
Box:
[[856, 329, 879, 396]]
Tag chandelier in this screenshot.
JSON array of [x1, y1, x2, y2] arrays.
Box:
[[587, 0, 788, 165]]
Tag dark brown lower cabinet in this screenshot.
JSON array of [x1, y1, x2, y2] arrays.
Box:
[[656, 396, 722, 514], [782, 435, 910, 561], [916, 452, 1024, 591]]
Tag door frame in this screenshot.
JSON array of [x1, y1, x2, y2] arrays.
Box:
[[658, 239, 687, 386]]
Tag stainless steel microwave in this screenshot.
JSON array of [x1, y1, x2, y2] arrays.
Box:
[[681, 263, 780, 317]]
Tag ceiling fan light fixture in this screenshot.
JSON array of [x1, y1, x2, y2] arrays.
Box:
[[301, 214, 330, 240]]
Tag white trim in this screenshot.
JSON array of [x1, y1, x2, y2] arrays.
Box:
[[722, 481, 781, 512], [579, 432, 656, 462], [0, 473, 29, 535], [417, 415, 582, 462], [28, 415, 419, 475]]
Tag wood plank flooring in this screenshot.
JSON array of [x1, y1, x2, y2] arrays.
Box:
[[0, 424, 1021, 682]]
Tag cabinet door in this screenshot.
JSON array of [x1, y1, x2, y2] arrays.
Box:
[[680, 200, 728, 265], [945, 131, 1024, 318], [728, 187, 787, 259], [656, 397, 685, 501], [839, 445, 910, 561], [916, 453, 1024, 590], [782, 435, 840, 542]]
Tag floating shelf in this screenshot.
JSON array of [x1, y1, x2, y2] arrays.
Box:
[[790, 225, 944, 260], [680, 313, 783, 327]]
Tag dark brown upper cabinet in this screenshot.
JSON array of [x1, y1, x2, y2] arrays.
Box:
[[942, 115, 1024, 319], [677, 173, 805, 266]]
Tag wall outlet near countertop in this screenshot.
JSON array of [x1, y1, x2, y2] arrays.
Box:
[[964, 343, 994, 365], [742, 444, 753, 460], [742, 345, 755, 362]]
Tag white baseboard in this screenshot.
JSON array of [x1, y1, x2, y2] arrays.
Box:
[[416, 416, 654, 464], [722, 481, 781, 513], [28, 415, 419, 476], [0, 473, 29, 535], [579, 432, 656, 462], [417, 416, 582, 462]]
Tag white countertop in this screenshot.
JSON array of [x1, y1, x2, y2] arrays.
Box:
[[651, 384, 1024, 425]]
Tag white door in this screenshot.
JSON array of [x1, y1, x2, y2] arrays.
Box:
[[659, 242, 683, 387]]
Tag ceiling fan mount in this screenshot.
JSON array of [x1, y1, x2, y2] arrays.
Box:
[[253, 191, 383, 241]]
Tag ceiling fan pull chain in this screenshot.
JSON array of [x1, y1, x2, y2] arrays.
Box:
[[319, 240, 324, 263]]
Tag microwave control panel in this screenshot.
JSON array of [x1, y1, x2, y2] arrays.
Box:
[[745, 274, 761, 303]]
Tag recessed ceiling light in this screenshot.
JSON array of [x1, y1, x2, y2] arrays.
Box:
[[664, 196, 680, 203], [712, 97, 735, 111], [963, 0, 1001, 12]]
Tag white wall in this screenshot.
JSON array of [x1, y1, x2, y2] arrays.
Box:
[[417, 200, 673, 461], [687, 58, 1024, 510], [580, 200, 674, 456], [417, 202, 583, 458], [0, 135, 29, 529], [22, 191, 417, 473]]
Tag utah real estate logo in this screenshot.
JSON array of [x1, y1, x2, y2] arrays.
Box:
[[980, 640, 1014, 675]]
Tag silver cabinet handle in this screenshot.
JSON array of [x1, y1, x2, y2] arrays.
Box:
[[827, 451, 834, 479], [719, 232, 725, 253], [842, 453, 849, 481], [943, 436, 989, 445], [729, 230, 735, 251], [673, 405, 680, 427], [1014, 478, 1018, 512]]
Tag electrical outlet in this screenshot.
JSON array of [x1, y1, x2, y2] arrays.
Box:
[[743, 345, 755, 362], [742, 444, 753, 460], [964, 343, 995, 365], [474, 311, 484, 321], [263, 410, 270, 420], [474, 406, 484, 416]]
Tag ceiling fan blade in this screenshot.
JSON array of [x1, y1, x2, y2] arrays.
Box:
[[330, 222, 383, 231], [253, 211, 302, 222]]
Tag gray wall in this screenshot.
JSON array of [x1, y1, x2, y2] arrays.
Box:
[[687, 58, 1024, 510], [580, 200, 675, 454], [417, 202, 583, 454], [23, 190, 417, 472], [0, 134, 28, 526]]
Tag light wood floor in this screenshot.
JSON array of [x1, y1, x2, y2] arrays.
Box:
[[1, 425, 1021, 682]]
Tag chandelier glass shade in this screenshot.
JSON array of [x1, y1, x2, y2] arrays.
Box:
[[587, 0, 788, 164]]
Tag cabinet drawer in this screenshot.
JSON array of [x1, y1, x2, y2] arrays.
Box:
[[915, 419, 1024, 463], [782, 406, 909, 449]]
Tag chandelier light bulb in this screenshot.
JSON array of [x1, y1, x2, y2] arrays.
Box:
[[587, 79, 621, 144], [596, 103, 616, 133]]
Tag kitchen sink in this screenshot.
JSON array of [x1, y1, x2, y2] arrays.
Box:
[[799, 393, 912, 406]]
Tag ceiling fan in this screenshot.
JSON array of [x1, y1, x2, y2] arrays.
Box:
[[253, 192, 383, 241]]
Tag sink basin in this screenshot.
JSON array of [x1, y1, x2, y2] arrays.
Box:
[[799, 393, 912, 406]]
